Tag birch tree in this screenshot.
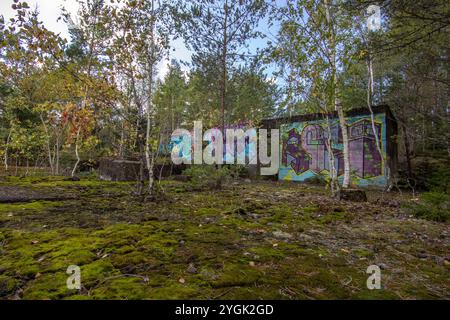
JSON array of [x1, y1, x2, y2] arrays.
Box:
[[111, 0, 170, 196], [270, 0, 353, 190]]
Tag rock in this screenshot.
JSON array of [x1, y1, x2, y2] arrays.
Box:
[[299, 233, 313, 241], [272, 231, 293, 239], [178, 278, 186, 284], [187, 263, 197, 274], [336, 189, 367, 202], [70, 176, 80, 182], [378, 263, 388, 270], [417, 252, 428, 259], [388, 200, 400, 207], [249, 261, 255, 267]]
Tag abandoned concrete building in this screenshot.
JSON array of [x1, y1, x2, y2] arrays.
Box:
[[99, 105, 397, 188]]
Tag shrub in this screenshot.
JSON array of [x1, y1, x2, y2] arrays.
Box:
[[408, 157, 450, 193], [183, 165, 231, 190], [404, 191, 450, 222], [424, 164, 450, 194]]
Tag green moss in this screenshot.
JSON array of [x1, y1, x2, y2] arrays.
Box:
[[261, 205, 294, 224], [147, 284, 206, 299], [0, 179, 448, 299], [0, 275, 20, 297], [81, 259, 119, 287], [0, 201, 62, 214], [21, 271, 72, 299], [302, 206, 318, 214], [196, 207, 221, 216], [212, 263, 262, 288], [352, 248, 374, 259], [317, 211, 353, 225], [89, 277, 148, 299]]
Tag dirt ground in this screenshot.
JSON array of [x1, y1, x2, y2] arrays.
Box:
[[0, 175, 448, 299]]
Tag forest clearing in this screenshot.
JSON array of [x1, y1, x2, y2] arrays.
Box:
[[0, 174, 448, 299]]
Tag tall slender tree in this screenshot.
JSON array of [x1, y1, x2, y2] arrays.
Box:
[[173, 0, 268, 131]]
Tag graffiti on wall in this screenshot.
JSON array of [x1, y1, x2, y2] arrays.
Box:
[[167, 123, 256, 163], [279, 113, 387, 187]]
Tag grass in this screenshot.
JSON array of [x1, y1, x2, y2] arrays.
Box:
[[0, 175, 448, 299], [403, 192, 450, 222]]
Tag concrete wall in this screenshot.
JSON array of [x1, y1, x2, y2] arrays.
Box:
[[279, 112, 390, 187]]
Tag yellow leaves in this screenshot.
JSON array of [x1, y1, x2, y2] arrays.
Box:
[[358, 48, 368, 59], [82, 135, 100, 150]]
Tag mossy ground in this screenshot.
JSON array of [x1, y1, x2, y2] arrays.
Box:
[[0, 176, 448, 300]]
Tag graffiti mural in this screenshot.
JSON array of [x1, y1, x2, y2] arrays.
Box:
[[279, 113, 387, 187]]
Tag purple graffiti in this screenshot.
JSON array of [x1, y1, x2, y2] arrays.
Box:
[[282, 119, 382, 178], [348, 119, 382, 178], [282, 128, 310, 174], [300, 124, 344, 175]]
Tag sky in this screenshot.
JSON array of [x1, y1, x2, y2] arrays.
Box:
[[0, 0, 280, 81], [0, 0, 191, 79]]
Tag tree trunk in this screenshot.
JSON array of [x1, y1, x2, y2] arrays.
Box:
[[145, 0, 156, 195], [4, 128, 11, 171], [325, 0, 350, 189], [221, 0, 228, 134], [366, 56, 386, 180], [71, 127, 81, 178], [137, 139, 145, 196], [402, 123, 413, 180], [56, 135, 60, 175], [324, 114, 340, 195], [336, 100, 351, 188], [119, 121, 125, 158], [40, 114, 54, 174]]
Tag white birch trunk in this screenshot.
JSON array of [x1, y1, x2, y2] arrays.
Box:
[[4, 128, 11, 171], [145, 0, 156, 195], [71, 127, 81, 178], [336, 100, 351, 188], [40, 114, 55, 174], [366, 56, 386, 177], [325, 0, 351, 188]]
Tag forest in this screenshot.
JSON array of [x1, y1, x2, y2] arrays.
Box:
[[0, 0, 448, 301]]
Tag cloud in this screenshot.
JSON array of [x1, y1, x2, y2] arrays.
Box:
[[1, 0, 79, 39]]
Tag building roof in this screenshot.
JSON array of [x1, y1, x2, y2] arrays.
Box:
[[260, 105, 395, 128]]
